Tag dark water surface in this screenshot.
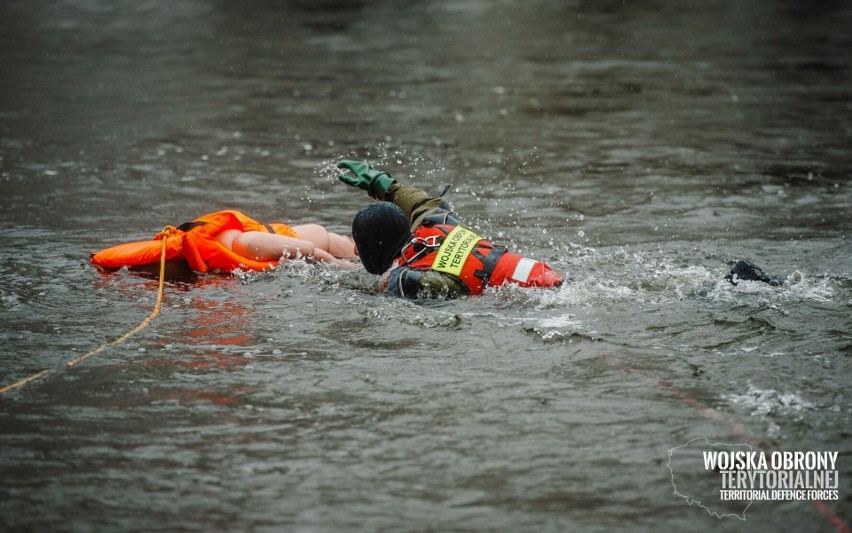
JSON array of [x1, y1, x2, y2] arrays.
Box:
[[1, 1, 850, 531]]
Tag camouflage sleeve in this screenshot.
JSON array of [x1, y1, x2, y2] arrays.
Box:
[[377, 184, 448, 230], [384, 266, 468, 299]]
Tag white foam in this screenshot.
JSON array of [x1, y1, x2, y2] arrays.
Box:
[[727, 383, 814, 417]]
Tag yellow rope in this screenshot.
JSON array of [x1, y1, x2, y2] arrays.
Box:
[[0, 226, 176, 395], [0, 370, 49, 395]]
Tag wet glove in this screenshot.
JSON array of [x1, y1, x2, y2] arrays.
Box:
[[337, 160, 397, 198]]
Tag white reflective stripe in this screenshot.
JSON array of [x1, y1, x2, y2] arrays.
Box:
[[511, 257, 536, 283]]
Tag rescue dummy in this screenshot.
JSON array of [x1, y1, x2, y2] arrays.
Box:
[[337, 160, 564, 298], [91, 210, 357, 273]]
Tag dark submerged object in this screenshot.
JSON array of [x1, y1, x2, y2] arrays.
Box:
[[726, 259, 783, 286]]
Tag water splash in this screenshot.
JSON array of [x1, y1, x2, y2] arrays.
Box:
[[707, 270, 835, 305], [727, 382, 815, 417]]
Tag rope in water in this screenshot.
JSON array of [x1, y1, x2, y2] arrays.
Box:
[[0, 226, 176, 396]]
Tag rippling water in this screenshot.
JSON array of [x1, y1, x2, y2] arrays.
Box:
[[1, 1, 850, 531]]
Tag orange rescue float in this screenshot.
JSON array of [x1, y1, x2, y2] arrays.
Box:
[[398, 223, 563, 294], [91, 210, 298, 273]]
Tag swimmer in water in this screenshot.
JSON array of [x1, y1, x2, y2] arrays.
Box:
[[337, 160, 563, 298], [336, 160, 782, 298]]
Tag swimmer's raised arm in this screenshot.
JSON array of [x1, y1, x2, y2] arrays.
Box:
[[337, 160, 448, 228]]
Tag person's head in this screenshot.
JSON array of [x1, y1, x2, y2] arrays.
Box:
[[352, 202, 412, 274]]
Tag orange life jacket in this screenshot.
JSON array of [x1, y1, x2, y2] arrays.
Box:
[[396, 223, 563, 294], [91, 210, 298, 273]]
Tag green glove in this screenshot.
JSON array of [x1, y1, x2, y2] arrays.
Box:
[[336, 160, 397, 198]]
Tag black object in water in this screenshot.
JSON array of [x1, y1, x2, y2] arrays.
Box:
[[726, 259, 783, 286]]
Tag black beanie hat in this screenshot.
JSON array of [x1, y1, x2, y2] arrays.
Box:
[[352, 202, 412, 274]]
